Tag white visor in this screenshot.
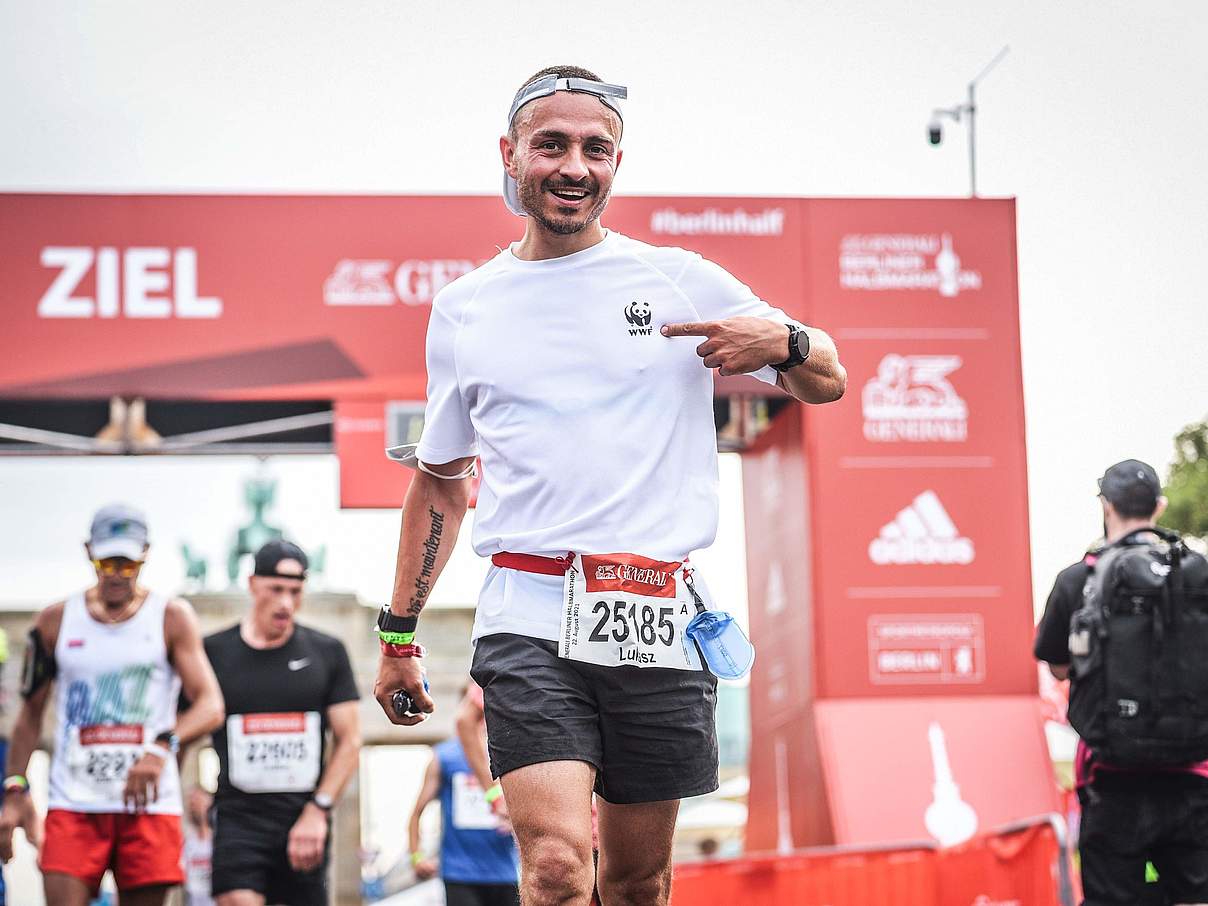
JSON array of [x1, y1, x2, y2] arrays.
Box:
[[503, 75, 627, 217]]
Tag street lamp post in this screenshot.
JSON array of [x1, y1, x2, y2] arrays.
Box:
[[927, 45, 1010, 197]]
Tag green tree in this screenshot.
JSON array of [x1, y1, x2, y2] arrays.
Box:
[[1160, 419, 1208, 539]]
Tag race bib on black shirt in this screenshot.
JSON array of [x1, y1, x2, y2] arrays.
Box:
[[201, 623, 359, 808]]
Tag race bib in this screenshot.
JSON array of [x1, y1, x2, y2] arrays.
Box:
[[451, 771, 499, 830], [227, 711, 321, 793], [561, 553, 702, 670], [65, 724, 144, 805]]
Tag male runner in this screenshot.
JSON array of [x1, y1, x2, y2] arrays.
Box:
[[204, 540, 360, 906], [0, 504, 224, 906], [373, 65, 846, 906]]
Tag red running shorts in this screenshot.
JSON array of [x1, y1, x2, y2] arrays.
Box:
[[40, 809, 185, 894]]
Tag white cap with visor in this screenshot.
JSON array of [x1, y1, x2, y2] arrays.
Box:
[[502, 74, 628, 216]]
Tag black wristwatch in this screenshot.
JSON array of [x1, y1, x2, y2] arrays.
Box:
[[376, 606, 418, 635], [771, 324, 810, 373], [154, 731, 180, 754]]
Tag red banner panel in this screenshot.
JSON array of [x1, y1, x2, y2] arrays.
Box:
[[815, 696, 1057, 847], [798, 198, 1035, 700], [333, 399, 414, 510], [0, 194, 805, 402]]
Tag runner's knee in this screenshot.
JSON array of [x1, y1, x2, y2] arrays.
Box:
[[522, 836, 594, 902], [598, 862, 672, 906]]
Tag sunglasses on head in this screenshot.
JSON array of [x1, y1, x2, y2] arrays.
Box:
[[92, 558, 143, 578]]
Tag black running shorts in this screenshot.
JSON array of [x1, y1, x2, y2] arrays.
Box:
[[444, 880, 521, 906], [211, 805, 329, 906], [469, 632, 719, 804]]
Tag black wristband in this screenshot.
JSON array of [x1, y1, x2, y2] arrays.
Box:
[[377, 607, 418, 635], [772, 324, 809, 373]]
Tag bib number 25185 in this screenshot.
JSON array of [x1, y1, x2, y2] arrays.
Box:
[[560, 553, 701, 671]]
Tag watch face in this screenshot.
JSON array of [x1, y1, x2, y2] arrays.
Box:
[[314, 792, 334, 809], [793, 328, 809, 360]]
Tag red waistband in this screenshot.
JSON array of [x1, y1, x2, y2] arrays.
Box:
[[491, 552, 573, 575]]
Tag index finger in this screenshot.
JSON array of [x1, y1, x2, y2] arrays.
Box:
[[661, 321, 717, 338]]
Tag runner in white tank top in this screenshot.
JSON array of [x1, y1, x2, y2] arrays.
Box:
[[48, 590, 182, 815], [0, 504, 225, 906]]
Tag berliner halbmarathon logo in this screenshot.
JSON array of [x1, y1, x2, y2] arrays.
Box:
[[870, 491, 975, 565], [624, 300, 653, 336], [862, 354, 968, 442], [839, 233, 981, 297]]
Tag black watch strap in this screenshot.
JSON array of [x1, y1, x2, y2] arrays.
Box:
[[377, 607, 418, 634], [772, 324, 809, 373], [312, 791, 335, 811]]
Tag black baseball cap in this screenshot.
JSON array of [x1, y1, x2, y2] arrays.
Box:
[[253, 540, 309, 580], [1098, 459, 1162, 517]]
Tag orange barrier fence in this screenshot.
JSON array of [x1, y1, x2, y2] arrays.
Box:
[[672, 815, 1075, 906]]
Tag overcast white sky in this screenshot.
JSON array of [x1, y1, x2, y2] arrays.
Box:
[[1, 0, 1206, 614]]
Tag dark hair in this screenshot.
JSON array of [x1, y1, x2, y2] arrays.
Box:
[[509, 64, 609, 139], [1108, 491, 1161, 519], [516, 64, 603, 92]]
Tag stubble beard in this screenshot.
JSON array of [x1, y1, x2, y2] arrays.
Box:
[[518, 175, 613, 235]]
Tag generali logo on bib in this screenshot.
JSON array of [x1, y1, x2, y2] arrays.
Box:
[[79, 725, 142, 745], [583, 553, 681, 599], [869, 491, 975, 565], [323, 258, 485, 307], [839, 233, 982, 297], [862, 354, 968, 442], [242, 712, 307, 734]]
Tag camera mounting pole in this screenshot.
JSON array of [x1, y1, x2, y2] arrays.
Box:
[[929, 45, 1010, 196]]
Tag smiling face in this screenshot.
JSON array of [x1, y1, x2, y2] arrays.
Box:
[[503, 90, 622, 236]]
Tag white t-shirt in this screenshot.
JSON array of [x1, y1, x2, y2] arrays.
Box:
[[415, 230, 794, 642]]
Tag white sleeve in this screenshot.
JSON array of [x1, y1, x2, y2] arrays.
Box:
[[676, 254, 798, 386], [414, 297, 478, 464]]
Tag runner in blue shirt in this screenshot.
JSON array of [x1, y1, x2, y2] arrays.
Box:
[[408, 716, 519, 906]]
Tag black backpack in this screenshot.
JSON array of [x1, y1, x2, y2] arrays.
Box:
[[1067, 526, 1208, 767]]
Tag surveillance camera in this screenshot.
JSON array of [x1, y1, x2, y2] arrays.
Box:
[[927, 122, 943, 145]]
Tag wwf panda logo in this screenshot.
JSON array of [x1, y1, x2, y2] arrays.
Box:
[[624, 301, 652, 327]]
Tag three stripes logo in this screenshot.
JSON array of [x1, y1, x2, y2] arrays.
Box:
[[869, 491, 974, 565], [624, 301, 653, 335]]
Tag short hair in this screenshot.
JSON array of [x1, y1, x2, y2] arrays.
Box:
[[508, 64, 615, 140]]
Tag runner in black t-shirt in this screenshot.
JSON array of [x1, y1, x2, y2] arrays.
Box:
[[205, 541, 361, 906]]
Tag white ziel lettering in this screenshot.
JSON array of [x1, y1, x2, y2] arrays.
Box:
[[96, 248, 120, 318], [37, 247, 223, 319], [38, 247, 94, 317], [124, 247, 172, 317], [173, 248, 222, 317]]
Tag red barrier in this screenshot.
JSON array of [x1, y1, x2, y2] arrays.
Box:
[[937, 817, 1074, 906], [671, 816, 1073, 906], [672, 844, 938, 906]]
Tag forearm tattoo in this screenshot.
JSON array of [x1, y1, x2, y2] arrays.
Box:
[[407, 505, 445, 617]]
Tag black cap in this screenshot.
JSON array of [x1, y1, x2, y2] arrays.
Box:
[[1098, 459, 1162, 518], [253, 540, 309, 580]]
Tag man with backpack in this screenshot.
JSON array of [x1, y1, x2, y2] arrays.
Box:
[[1034, 459, 1208, 906]]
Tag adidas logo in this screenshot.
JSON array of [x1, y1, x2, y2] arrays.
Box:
[[869, 491, 975, 565]]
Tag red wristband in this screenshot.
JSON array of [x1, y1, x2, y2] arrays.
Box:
[[380, 640, 427, 658]]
